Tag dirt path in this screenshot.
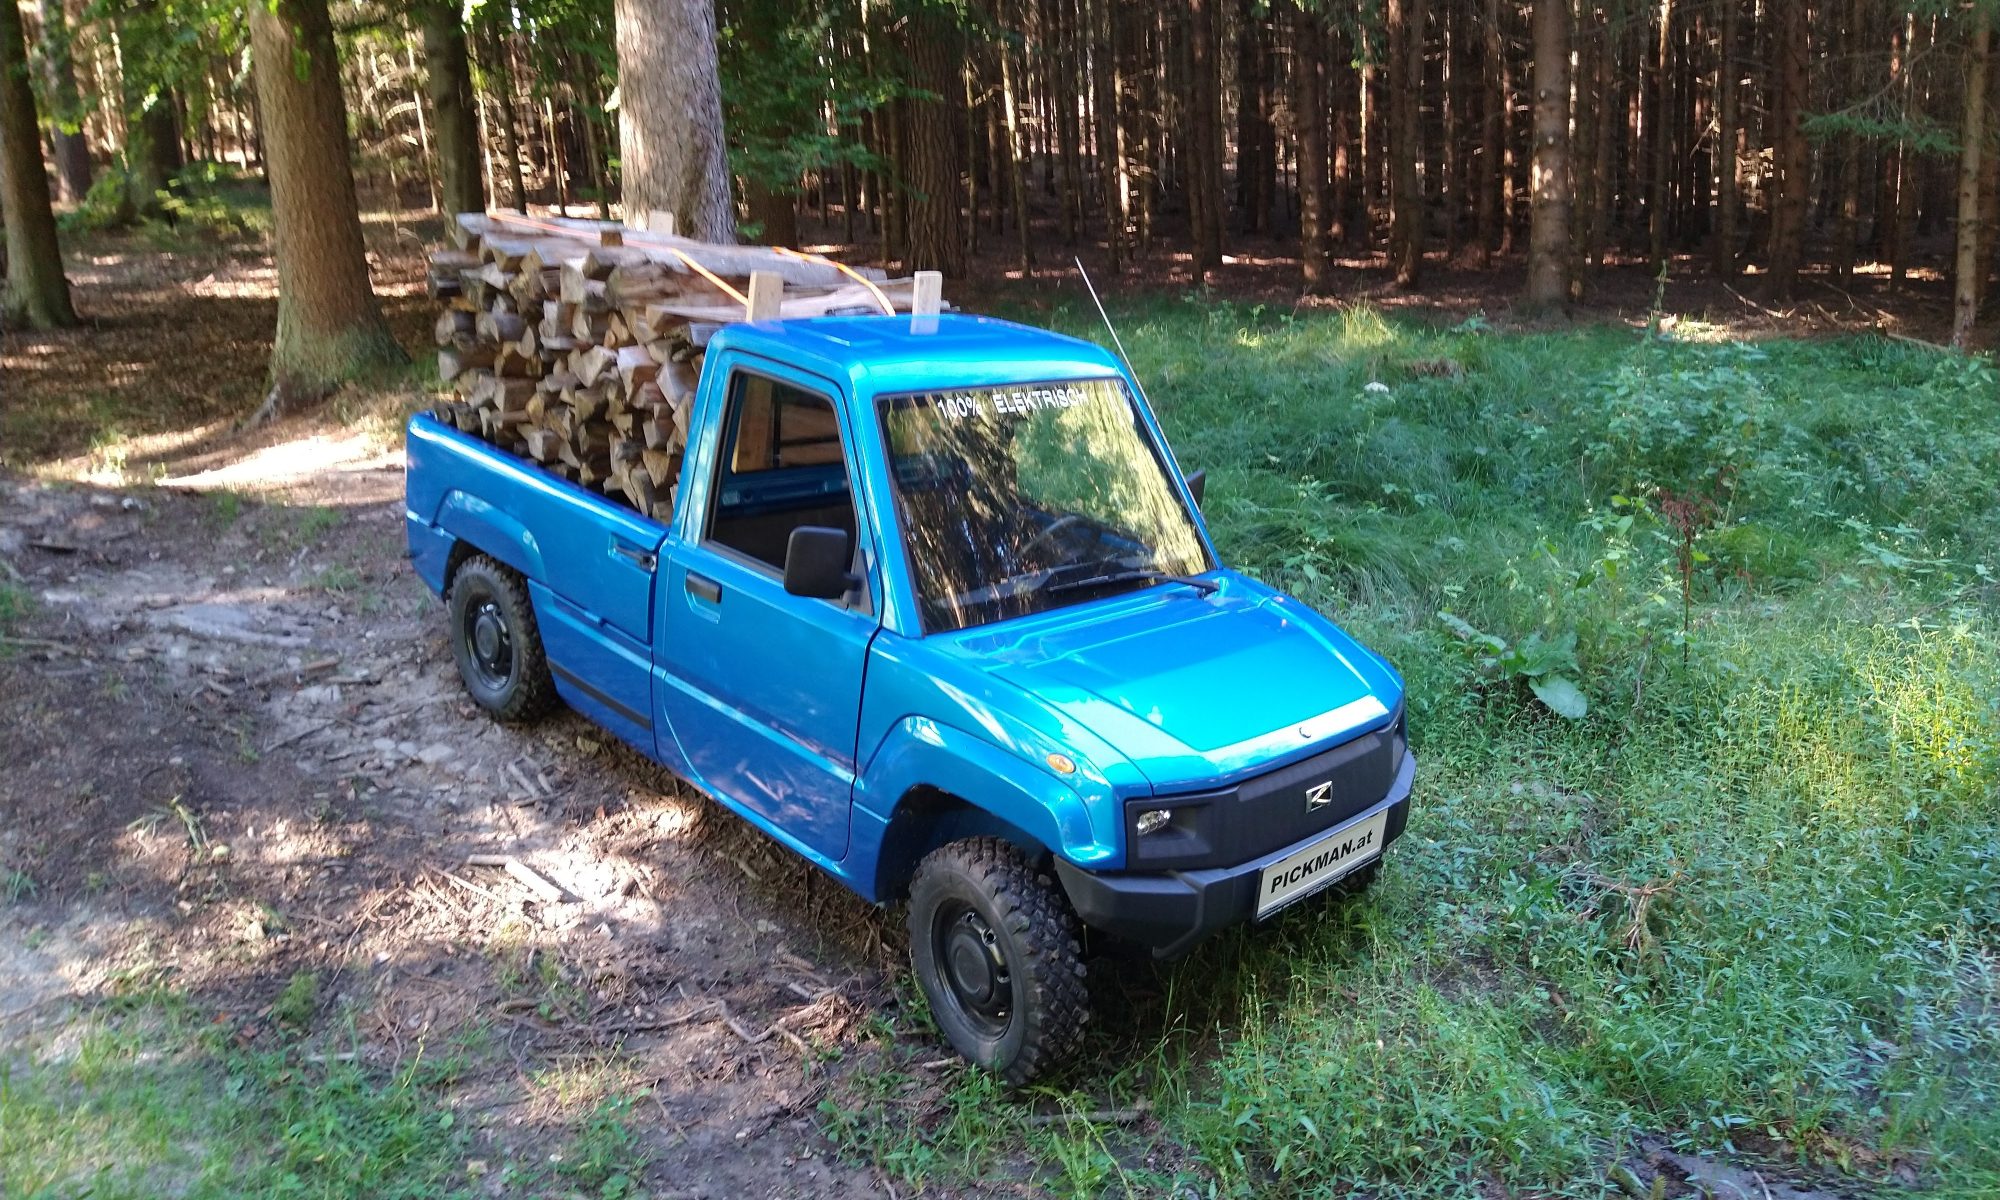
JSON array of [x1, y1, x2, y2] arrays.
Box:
[[0, 458, 950, 1197]]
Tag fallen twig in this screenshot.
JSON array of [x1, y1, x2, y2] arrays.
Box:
[[0, 634, 78, 655], [1025, 1102, 1150, 1127], [264, 720, 335, 753], [430, 865, 510, 907], [466, 854, 566, 904]]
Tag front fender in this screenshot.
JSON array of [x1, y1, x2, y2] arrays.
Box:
[[857, 716, 1121, 874]]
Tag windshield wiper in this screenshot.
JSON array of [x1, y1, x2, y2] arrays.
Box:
[[1040, 567, 1219, 597]]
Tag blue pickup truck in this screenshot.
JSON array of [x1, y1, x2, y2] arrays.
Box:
[[405, 313, 1413, 1081]]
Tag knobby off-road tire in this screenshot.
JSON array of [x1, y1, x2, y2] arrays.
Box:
[[908, 836, 1090, 1084], [446, 555, 557, 723]]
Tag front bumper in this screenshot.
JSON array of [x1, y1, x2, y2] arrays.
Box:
[[1053, 752, 1415, 959]]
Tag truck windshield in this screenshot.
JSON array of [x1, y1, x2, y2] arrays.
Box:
[[879, 377, 1212, 632]]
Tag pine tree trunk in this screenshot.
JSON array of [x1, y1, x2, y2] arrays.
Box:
[[1187, 0, 1224, 282], [1387, 0, 1425, 287], [1764, 0, 1808, 298], [1294, 0, 1329, 286], [1525, 0, 1570, 308], [745, 176, 799, 248], [1475, 0, 1502, 266], [39, 0, 92, 203], [1587, 6, 1614, 269], [421, 1, 483, 217], [901, 6, 965, 275], [127, 88, 185, 217], [481, 27, 528, 210], [1712, 0, 1739, 276], [1889, 11, 1921, 290], [614, 0, 734, 241], [998, 0, 1033, 270], [1832, 0, 1863, 284], [1647, 0, 1671, 272], [1952, 4, 1990, 351], [1091, 0, 1124, 266], [246, 0, 404, 416], [1, 0, 77, 328]]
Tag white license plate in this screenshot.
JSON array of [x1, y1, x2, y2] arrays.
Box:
[[1256, 809, 1388, 918]]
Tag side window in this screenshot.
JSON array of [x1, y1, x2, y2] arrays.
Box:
[[704, 372, 858, 574]]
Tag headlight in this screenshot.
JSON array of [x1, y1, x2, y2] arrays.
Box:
[[1135, 808, 1174, 836]]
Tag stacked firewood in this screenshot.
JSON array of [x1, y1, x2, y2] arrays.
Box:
[[426, 211, 939, 522]]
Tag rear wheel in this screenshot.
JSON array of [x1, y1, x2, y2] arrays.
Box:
[[908, 837, 1089, 1084], [446, 555, 556, 722]]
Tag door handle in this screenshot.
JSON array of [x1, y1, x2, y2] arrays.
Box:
[[686, 572, 721, 603], [612, 543, 657, 572]]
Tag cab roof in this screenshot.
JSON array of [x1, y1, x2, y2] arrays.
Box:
[[708, 313, 1129, 400]]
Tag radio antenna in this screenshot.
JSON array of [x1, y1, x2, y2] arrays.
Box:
[[1074, 257, 1149, 403]]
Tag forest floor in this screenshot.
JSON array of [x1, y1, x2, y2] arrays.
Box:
[[2, 191, 1997, 1199]]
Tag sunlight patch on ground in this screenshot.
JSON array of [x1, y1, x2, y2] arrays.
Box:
[[159, 430, 405, 494], [177, 266, 280, 299]]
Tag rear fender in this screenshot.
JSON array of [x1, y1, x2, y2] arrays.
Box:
[[432, 491, 548, 585]]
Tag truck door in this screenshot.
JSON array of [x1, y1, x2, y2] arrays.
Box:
[[654, 361, 878, 863]]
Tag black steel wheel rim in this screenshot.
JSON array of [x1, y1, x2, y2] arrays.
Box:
[[933, 900, 1013, 1038], [464, 598, 514, 690]]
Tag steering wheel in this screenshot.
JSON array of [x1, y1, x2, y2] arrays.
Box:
[[1020, 513, 1092, 566]]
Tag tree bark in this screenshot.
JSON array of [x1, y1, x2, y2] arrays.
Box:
[[1187, 0, 1224, 282], [614, 0, 734, 241], [1712, 0, 1739, 276], [1952, 4, 1990, 351], [997, 0, 1033, 270], [1387, 0, 1426, 287], [1294, 1, 1329, 287], [481, 25, 528, 211], [421, 1, 484, 217], [1831, 0, 1863, 284], [246, 0, 404, 416], [1475, 0, 1502, 265], [1091, 0, 1124, 267], [1764, 0, 1808, 298], [38, 0, 92, 203], [901, 5, 966, 275], [1646, 0, 1671, 272], [1525, 0, 1571, 308], [2, 0, 77, 327]]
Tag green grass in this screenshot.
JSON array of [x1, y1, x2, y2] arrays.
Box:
[[0, 988, 649, 1198], [823, 301, 2000, 1196]]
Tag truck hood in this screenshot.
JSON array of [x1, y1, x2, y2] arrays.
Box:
[[954, 572, 1401, 790]]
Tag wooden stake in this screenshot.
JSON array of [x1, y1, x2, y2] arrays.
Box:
[[912, 270, 944, 316], [746, 270, 785, 321]]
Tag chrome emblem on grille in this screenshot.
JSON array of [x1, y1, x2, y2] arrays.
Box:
[[1306, 781, 1333, 811]]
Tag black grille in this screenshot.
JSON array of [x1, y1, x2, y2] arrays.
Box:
[[1125, 712, 1405, 870]]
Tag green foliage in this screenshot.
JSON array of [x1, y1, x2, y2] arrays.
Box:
[[1438, 613, 1590, 718], [552, 1095, 648, 1199], [273, 970, 319, 1030], [716, 0, 892, 202], [0, 994, 476, 1198], [825, 300, 2000, 1197], [0, 582, 32, 634]]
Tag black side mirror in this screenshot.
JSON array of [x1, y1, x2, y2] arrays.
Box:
[[783, 526, 857, 599], [1184, 468, 1206, 509]]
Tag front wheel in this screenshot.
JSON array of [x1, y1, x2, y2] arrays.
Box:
[[907, 837, 1089, 1084]]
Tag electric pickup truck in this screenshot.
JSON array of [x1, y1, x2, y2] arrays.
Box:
[[404, 313, 1414, 1081]]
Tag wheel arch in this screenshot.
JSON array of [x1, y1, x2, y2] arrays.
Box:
[[872, 785, 1050, 902]]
